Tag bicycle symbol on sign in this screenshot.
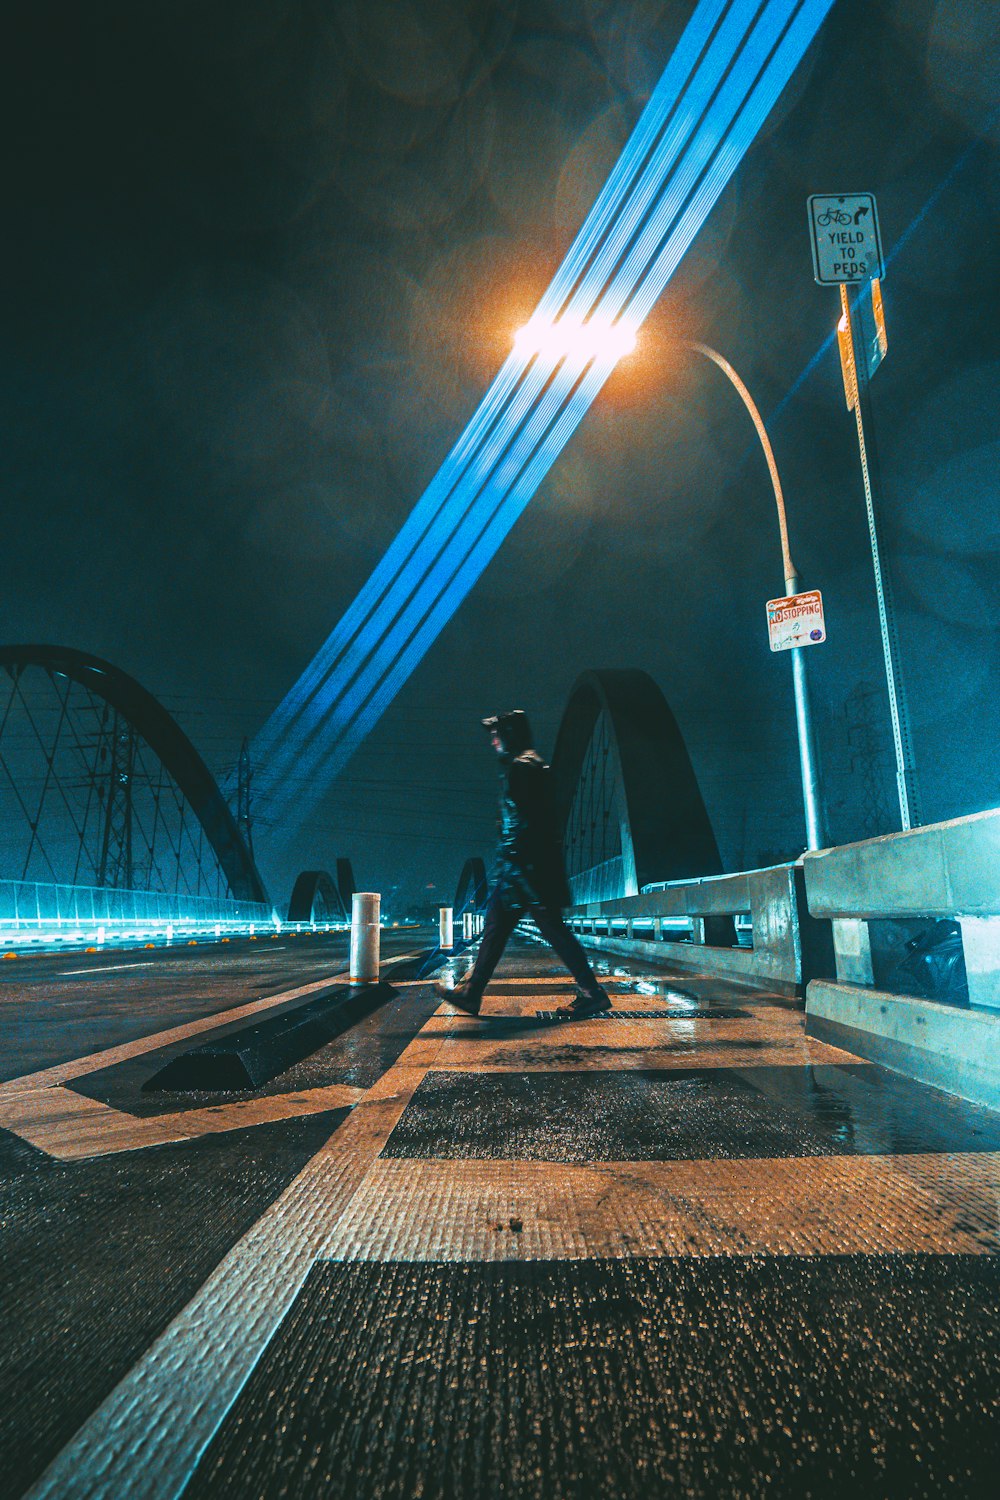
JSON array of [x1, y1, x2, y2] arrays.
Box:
[[817, 204, 871, 227]]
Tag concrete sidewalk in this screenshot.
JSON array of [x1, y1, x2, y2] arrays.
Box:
[[5, 940, 1000, 1497]]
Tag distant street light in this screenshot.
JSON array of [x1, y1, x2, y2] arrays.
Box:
[[512, 319, 827, 853]]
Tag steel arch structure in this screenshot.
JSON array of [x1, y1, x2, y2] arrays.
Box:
[[0, 645, 268, 903], [287, 870, 346, 924], [287, 861, 355, 923], [335, 858, 356, 910], [454, 857, 488, 915], [552, 669, 721, 904]]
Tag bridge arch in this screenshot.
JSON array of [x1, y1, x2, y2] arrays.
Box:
[[335, 858, 356, 910], [287, 869, 349, 924], [552, 668, 721, 904], [454, 856, 488, 914], [0, 644, 267, 903]]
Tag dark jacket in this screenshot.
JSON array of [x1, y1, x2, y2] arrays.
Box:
[[489, 711, 571, 912]]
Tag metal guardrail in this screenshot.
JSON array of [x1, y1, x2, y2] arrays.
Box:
[[802, 807, 1000, 1008], [802, 807, 1000, 1108], [0, 878, 278, 949], [565, 861, 832, 997]]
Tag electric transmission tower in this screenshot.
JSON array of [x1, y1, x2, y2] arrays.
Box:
[[845, 680, 893, 841], [98, 711, 137, 889], [237, 737, 254, 861]]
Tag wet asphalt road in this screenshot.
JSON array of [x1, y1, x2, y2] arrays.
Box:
[[0, 928, 425, 1080], [3, 938, 999, 1498]]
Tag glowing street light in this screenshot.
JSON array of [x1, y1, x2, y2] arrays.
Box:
[[513, 316, 637, 367]]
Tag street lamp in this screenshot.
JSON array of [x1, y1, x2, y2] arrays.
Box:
[[685, 340, 826, 852], [513, 320, 828, 853], [513, 314, 637, 364]]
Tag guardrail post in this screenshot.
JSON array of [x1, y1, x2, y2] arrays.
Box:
[[959, 917, 1000, 1011], [832, 917, 874, 985], [350, 892, 381, 982]]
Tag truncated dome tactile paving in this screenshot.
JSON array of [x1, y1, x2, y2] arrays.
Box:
[[379, 1065, 1000, 1163], [182, 1256, 1000, 1500]]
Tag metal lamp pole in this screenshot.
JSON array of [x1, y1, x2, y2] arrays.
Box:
[[687, 341, 827, 851]]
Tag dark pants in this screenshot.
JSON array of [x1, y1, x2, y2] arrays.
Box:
[[464, 884, 603, 1002]]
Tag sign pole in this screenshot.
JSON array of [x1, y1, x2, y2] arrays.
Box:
[[792, 651, 825, 850], [766, 582, 827, 851], [839, 284, 920, 830]]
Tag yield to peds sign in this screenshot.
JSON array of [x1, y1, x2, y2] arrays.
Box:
[[808, 192, 884, 283], [766, 590, 826, 652]]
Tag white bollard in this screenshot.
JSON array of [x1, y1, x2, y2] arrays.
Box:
[[439, 906, 454, 951], [351, 892, 381, 982]]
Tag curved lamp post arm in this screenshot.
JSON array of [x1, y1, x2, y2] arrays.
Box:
[[683, 339, 824, 850], [686, 341, 799, 594]]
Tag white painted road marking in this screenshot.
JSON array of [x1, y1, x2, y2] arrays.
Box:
[[59, 963, 156, 976], [1, 1079, 367, 1160]]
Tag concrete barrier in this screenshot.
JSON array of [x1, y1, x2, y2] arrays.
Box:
[[803, 808, 1000, 1109], [565, 861, 832, 998]]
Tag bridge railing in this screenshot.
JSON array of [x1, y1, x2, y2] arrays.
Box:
[[0, 878, 278, 949], [565, 862, 833, 998], [803, 807, 1000, 1107]]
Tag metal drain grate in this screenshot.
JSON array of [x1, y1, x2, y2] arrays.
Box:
[[533, 1007, 750, 1021]]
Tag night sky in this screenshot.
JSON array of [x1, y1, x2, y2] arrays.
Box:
[[2, 0, 998, 912]]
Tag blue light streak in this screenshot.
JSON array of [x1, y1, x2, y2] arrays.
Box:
[[254, 0, 739, 769], [303, 357, 619, 791], [285, 1, 811, 778], [627, 0, 837, 328], [254, 0, 757, 777], [559, 0, 791, 325], [255, 0, 840, 824]]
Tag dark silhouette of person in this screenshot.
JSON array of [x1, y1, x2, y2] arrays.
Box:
[[436, 709, 611, 1019]]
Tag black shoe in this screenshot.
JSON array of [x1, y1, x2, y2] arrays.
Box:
[[555, 986, 612, 1019], [434, 979, 482, 1016]]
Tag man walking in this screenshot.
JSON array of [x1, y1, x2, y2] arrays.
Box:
[[436, 709, 612, 1019]]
